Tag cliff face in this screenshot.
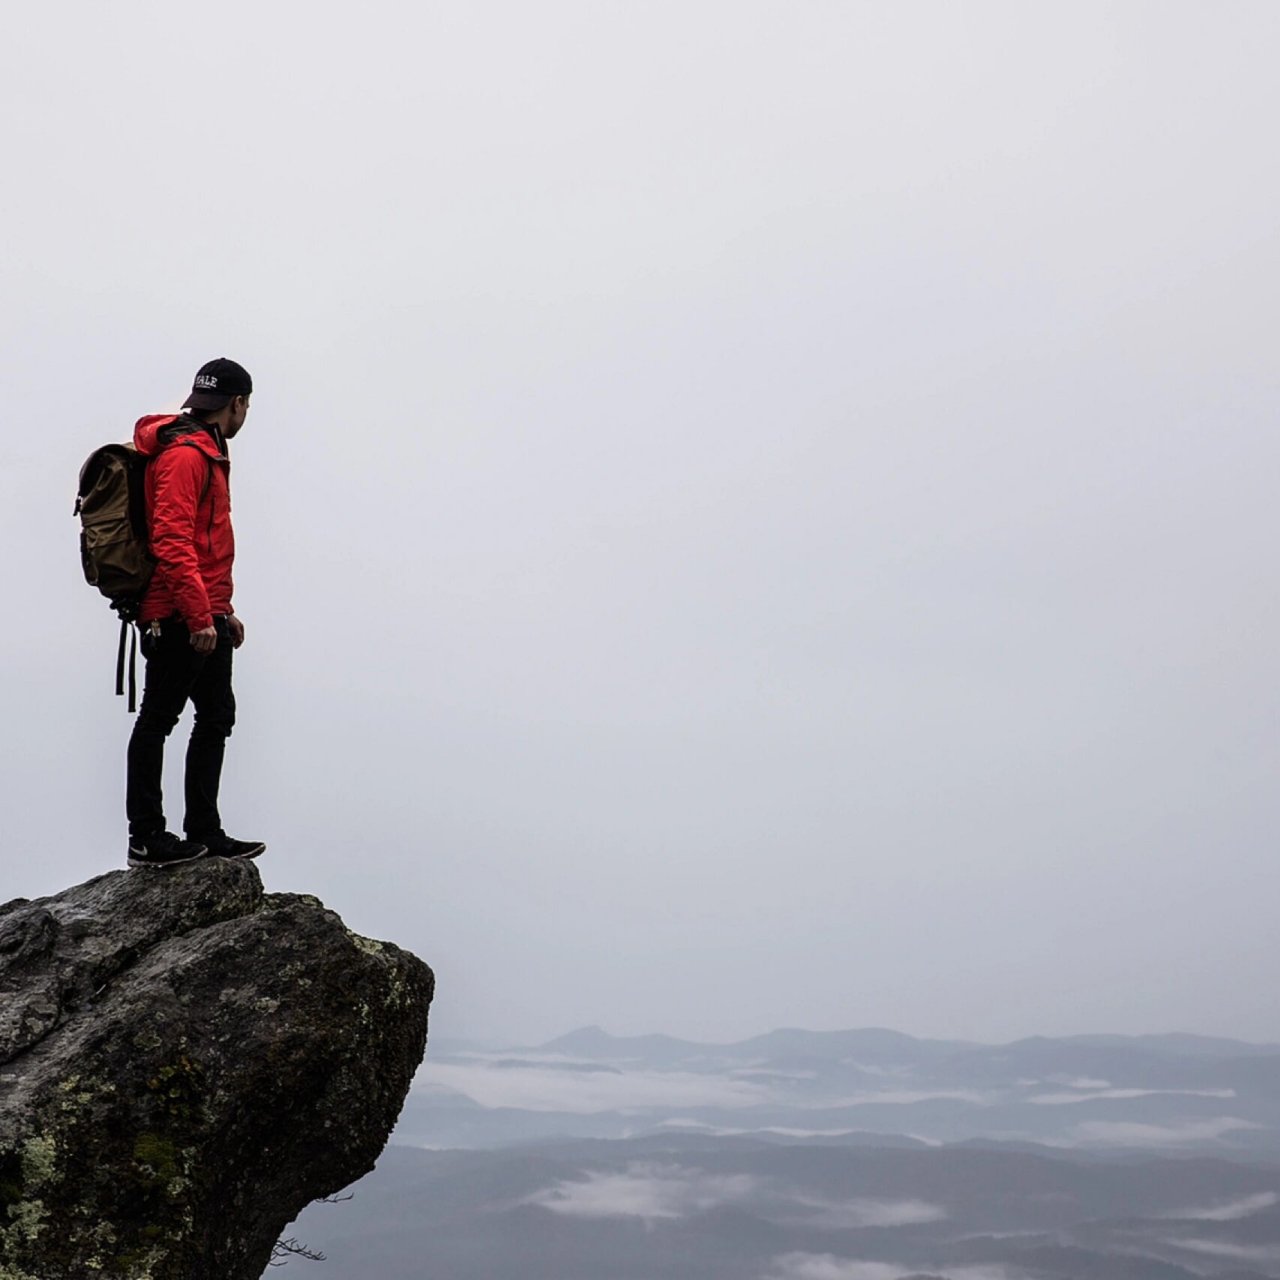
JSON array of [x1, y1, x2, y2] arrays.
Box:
[[0, 860, 433, 1280]]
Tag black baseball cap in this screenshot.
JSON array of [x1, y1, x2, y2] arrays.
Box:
[[183, 357, 253, 411]]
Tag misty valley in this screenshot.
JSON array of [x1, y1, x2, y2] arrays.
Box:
[[289, 1027, 1280, 1279]]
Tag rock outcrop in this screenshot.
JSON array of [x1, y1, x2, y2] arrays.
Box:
[[0, 859, 433, 1280]]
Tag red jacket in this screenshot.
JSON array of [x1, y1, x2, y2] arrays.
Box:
[[133, 414, 234, 632]]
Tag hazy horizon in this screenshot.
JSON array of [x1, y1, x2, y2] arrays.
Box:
[[442, 1022, 1280, 1049]]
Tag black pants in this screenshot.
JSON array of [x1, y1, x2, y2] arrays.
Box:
[[126, 616, 236, 840]]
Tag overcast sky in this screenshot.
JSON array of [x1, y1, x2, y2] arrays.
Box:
[[3, 1, 1277, 1047]]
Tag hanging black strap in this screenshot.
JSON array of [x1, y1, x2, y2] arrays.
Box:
[[115, 619, 139, 712], [128, 624, 138, 713], [115, 619, 127, 697]]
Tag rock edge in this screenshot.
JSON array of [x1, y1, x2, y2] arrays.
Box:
[[0, 859, 433, 1280]]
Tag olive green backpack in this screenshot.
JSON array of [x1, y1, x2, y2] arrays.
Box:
[[75, 443, 154, 710]]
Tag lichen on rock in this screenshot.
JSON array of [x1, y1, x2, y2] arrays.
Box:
[[0, 860, 433, 1280]]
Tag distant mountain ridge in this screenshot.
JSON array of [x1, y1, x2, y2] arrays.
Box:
[[540, 1024, 1280, 1060], [539, 1024, 974, 1061]]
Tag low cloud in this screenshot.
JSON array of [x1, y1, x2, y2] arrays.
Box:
[[766, 1259, 902, 1280], [1068, 1117, 1258, 1147], [421, 1059, 766, 1113], [526, 1162, 947, 1231], [830, 1090, 990, 1108], [1173, 1238, 1280, 1264], [732, 1068, 821, 1083], [1030, 1087, 1236, 1106], [659, 1120, 895, 1140], [766, 1254, 1019, 1280], [526, 1162, 759, 1220], [1160, 1191, 1279, 1221], [789, 1198, 947, 1229]]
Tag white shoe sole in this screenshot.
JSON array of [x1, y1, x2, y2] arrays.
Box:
[[126, 847, 208, 869]]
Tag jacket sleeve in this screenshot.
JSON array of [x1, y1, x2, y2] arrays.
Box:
[[149, 446, 213, 633]]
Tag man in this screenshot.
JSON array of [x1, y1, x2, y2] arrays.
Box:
[[124, 357, 266, 869]]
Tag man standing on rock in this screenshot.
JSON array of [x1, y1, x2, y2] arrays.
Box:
[[125, 358, 266, 869]]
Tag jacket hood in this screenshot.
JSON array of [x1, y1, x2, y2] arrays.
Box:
[[133, 413, 225, 460]]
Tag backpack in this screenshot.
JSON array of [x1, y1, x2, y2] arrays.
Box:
[[75, 443, 154, 711]]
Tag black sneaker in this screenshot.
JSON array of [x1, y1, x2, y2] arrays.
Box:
[[191, 834, 266, 861], [127, 831, 209, 869]]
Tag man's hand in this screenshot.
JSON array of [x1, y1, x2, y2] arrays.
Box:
[[190, 626, 218, 654], [228, 615, 245, 649]]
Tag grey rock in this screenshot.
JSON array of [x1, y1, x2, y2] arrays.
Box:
[[0, 859, 433, 1280]]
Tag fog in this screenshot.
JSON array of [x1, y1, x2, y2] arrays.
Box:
[[3, 1, 1278, 1045]]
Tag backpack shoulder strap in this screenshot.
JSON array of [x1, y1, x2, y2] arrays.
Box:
[[169, 438, 216, 501]]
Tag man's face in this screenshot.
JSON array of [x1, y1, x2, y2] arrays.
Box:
[[224, 395, 251, 438]]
